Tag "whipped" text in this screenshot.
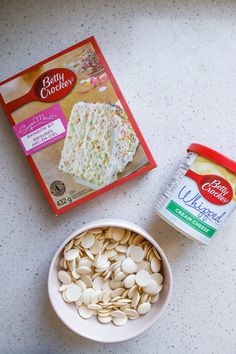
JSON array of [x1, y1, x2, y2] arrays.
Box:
[[178, 186, 226, 223]]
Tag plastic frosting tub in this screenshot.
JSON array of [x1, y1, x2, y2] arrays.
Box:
[[155, 144, 236, 245]]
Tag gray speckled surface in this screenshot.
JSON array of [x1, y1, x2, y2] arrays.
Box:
[[0, 1, 236, 353]]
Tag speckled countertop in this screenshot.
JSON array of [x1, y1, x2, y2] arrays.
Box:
[[0, 1, 236, 353]]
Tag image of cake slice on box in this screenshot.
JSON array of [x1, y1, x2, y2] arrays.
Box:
[[59, 102, 139, 189]]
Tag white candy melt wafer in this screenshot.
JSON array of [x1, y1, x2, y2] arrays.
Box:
[[121, 257, 138, 274], [129, 245, 144, 263], [79, 305, 95, 319], [57, 270, 71, 284], [113, 316, 127, 326], [82, 288, 98, 305], [77, 266, 91, 275], [64, 249, 79, 261], [151, 257, 161, 273], [151, 272, 163, 285], [123, 274, 136, 288], [137, 302, 151, 315], [65, 284, 81, 302], [81, 233, 95, 249], [143, 279, 159, 295], [93, 276, 104, 290], [98, 315, 112, 324], [135, 270, 151, 287], [108, 227, 125, 241]]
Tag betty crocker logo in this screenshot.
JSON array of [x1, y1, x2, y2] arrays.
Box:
[[34, 68, 76, 102], [6, 68, 76, 113], [199, 175, 233, 205], [186, 170, 233, 205]]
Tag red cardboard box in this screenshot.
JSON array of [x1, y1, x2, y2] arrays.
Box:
[[0, 37, 156, 215]]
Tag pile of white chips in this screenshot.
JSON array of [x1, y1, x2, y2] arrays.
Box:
[[58, 227, 163, 326]]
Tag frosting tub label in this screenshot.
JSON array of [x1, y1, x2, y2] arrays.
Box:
[[156, 150, 236, 245]]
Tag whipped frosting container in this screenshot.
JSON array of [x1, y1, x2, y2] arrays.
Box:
[[155, 144, 236, 245]]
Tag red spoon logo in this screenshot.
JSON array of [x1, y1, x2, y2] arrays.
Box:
[[6, 68, 76, 112], [186, 170, 233, 205]]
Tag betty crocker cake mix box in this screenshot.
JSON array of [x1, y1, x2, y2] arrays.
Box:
[[0, 37, 156, 215]]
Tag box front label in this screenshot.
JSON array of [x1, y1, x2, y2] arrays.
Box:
[[13, 104, 67, 156]]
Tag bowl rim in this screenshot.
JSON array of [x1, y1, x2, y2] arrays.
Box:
[[48, 218, 173, 343]]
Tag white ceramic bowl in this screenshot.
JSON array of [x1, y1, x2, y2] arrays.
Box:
[[48, 218, 173, 342]]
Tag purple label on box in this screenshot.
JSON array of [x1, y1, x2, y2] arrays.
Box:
[[13, 104, 67, 156]]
